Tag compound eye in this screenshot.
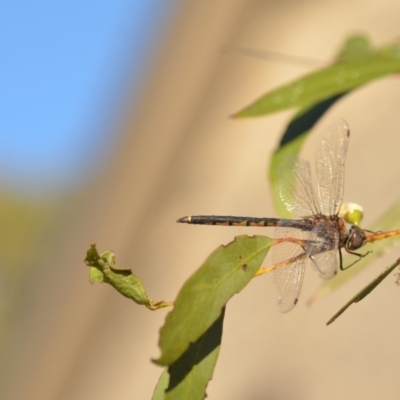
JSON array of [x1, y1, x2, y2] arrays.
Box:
[[347, 227, 366, 250]]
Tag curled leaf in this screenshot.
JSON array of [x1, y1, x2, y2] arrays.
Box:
[[84, 244, 172, 310]]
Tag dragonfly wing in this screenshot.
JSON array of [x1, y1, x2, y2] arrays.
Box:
[[316, 119, 350, 216], [279, 157, 321, 217], [310, 250, 338, 279], [272, 227, 307, 313], [306, 222, 339, 279]]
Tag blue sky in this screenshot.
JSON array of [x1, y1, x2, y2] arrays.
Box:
[[0, 1, 177, 195]]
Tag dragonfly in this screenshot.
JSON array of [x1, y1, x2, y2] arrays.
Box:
[[177, 119, 369, 313]]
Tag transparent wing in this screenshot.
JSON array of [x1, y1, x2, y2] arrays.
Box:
[[279, 157, 321, 217], [305, 222, 339, 279], [310, 250, 338, 279], [316, 119, 350, 216], [271, 226, 307, 313]]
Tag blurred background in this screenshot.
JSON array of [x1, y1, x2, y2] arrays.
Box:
[[2, 1, 400, 399]]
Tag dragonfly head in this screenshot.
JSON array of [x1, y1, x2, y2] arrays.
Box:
[[339, 202, 364, 227], [346, 225, 367, 251]]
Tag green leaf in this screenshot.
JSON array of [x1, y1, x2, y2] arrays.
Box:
[[152, 369, 170, 400], [84, 244, 172, 310], [238, 37, 400, 218], [336, 35, 373, 61], [89, 266, 104, 284], [102, 266, 151, 305], [155, 235, 272, 366], [327, 258, 400, 325], [234, 56, 400, 118], [85, 242, 101, 264], [308, 200, 400, 304], [164, 309, 225, 400]]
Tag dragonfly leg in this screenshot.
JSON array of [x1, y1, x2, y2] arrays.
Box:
[[341, 248, 372, 270], [339, 248, 343, 271]]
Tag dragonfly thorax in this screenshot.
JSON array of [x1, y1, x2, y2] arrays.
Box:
[[302, 215, 349, 257]]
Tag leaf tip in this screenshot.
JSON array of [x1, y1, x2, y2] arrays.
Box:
[[230, 111, 241, 119]]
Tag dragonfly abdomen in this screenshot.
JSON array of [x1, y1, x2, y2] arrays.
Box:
[[177, 215, 283, 226], [177, 215, 311, 228]]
